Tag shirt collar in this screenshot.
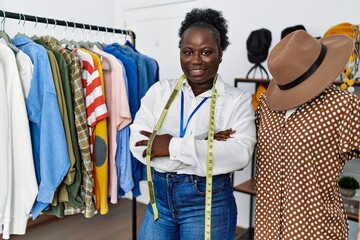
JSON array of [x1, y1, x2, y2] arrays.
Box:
[[182, 74, 226, 97], [42, 35, 59, 45], [12, 35, 33, 47]]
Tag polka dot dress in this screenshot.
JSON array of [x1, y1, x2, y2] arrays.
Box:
[[254, 85, 360, 240]]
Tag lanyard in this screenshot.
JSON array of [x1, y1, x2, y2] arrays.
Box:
[[180, 90, 209, 138], [146, 74, 217, 240]]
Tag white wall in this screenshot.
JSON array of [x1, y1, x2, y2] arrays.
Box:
[[119, 0, 360, 90], [0, 0, 359, 237], [0, 0, 122, 44]]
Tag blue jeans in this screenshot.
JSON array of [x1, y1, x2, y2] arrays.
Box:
[[138, 170, 237, 240]]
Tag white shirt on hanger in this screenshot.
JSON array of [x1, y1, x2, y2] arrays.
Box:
[[0, 41, 38, 239]]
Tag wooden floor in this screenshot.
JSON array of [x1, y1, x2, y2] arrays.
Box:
[[3, 198, 251, 240], [8, 198, 147, 240]]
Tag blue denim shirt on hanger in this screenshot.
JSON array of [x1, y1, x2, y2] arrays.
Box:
[[12, 35, 70, 219]]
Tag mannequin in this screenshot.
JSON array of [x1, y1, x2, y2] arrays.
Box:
[[254, 30, 360, 239]]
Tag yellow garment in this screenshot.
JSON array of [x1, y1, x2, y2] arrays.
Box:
[[82, 49, 109, 215], [252, 84, 267, 111], [324, 23, 359, 93], [324, 22, 358, 39]]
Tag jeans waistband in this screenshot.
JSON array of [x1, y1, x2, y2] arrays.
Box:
[[152, 169, 232, 182]]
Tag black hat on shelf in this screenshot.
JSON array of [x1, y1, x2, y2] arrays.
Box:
[[246, 28, 272, 64], [281, 25, 306, 39]]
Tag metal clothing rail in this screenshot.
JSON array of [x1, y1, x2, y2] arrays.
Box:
[[0, 10, 136, 45], [0, 9, 138, 240]]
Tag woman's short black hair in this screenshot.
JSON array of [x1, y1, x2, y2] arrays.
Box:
[[178, 8, 230, 51]]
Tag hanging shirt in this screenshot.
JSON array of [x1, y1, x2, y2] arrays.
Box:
[[92, 45, 133, 204], [40, 37, 85, 210], [115, 42, 160, 191], [103, 44, 139, 117], [81, 48, 110, 213], [130, 75, 257, 176], [42, 36, 94, 217], [74, 48, 108, 215], [103, 44, 144, 197], [0, 42, 37, 239], [45, 50, 71, 205], [105, 43, 155, 99], [255, 85, 360, 240], [0, 43, 10, 235], [15, 50, 33, 99], [12, 35, 70, 220], [34, 39, 76, 208], [114, 63, 134, 197], [74, 48, 108, 126], [125, 40, 160, 84]]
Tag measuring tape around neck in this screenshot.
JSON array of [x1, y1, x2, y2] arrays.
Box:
[[146, 74, 218, 240], [204, 78, 217, 240]]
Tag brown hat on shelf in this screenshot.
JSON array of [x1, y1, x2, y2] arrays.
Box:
[[265, 30, 353, 111]]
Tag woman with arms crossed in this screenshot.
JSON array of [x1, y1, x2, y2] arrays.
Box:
[[130, 8, 256, 240]]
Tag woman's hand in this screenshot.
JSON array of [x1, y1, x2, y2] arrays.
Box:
[[213, 128, 236, 141], [134, 130, 173, 159]]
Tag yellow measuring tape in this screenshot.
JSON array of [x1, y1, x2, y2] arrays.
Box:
[[204, 78, 217, 240], [146, 74, 217, 240]]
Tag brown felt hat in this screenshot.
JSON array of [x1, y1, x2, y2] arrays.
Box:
[[266, 30, 353, 111]]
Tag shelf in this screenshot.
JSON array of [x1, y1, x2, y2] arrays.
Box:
[[342, 196, 359, 222], [347, 211, 358, 222], [234, 78, 360, 86], [233, 178, 255, 195], [234, 227, 254, 240], [233, 178, 359, 222], [234, 78, 271, 86]]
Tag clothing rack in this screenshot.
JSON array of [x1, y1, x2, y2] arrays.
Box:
[[0, 9, 138, 240], [0, 10, 136, 46]]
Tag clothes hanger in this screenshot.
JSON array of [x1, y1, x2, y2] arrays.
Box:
[[44, 17, 50, 36], [110, 28, 115, 44], [30, 15, 39, 40], [79, 24, 93, 50], [69, 23, 81, 49], [0, 11, 20, 53], [93, 25, 103, 50], [83, 24, 111, 72], [14, 13, 28, 38], [51, 19, 57, 38], [59, 20, 73, 49], [86, 24, 95, 49], [99, 54, 111, 72], [100, 27, 108, 48]]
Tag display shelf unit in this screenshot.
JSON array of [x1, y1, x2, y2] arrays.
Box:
[[233, 77, 360, 240], [342, 195, 360, 222]]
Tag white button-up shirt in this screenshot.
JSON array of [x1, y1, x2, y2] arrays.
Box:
[[130, 75, 257, 176]]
